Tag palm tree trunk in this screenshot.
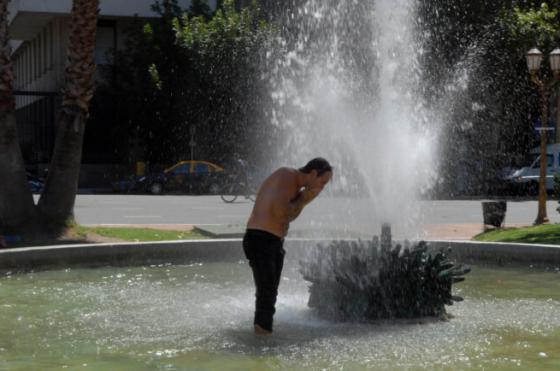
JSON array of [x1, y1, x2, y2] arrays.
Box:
[[37, 0, 99, 226], [0, 0, 36, 230]]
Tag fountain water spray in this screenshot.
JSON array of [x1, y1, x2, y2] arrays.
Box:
[[267, 0, 441, 235]]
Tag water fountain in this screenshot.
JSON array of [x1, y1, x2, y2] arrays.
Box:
[[267, 0, 440, 237], [1, 0, 560, 370]]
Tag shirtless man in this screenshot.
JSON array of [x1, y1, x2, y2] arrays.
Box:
[[243, 158, 333, 335]]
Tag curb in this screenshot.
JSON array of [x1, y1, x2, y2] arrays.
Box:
[[2, 239, 560, 274], [426, 240, 560, 266], [0, 239, 242, 274]]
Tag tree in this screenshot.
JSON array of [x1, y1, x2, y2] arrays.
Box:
[[0, 0, 99, 234], [416, 0, 560, 195], [92, 0, 195, 165], [37, 0, 99, 228], [503, 2, 560, 142], [0, 0, 36, 229], [188, 0, 212, 18], [172, 0, 273, 164], [94, 0, 273, 167], [505, 1, 560, 49]]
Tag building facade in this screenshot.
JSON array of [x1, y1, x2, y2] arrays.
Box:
[[8, 0, 215, 182]]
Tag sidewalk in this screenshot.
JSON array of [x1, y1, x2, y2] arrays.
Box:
[[421, 224, 486, 240]]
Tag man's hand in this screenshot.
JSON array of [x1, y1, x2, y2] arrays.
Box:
[[306, 186, 323, 198], [286, 187, 323, 221]]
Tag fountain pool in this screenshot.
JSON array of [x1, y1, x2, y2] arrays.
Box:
[[1, 254, 560, 370]]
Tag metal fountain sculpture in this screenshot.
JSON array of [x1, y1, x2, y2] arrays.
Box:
[[300, 224, 470, 321]]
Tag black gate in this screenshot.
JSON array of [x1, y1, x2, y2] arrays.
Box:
[[14, 90, 60, 170]]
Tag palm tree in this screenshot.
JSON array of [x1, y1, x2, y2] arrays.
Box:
[[0, 0, 36, 230], [37, 0, 99, 227]]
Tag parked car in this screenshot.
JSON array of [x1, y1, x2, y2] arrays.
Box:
[[505, 143, 560, 195], [112, 160, 227, 195], [111, 174, 145, 193]]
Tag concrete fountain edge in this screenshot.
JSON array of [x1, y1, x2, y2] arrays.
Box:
[[1, 239, 560, 274]]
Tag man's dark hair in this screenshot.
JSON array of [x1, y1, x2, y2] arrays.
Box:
[[299, 157, 333, 176]]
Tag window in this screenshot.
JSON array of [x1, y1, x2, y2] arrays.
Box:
[[531, 154, 554, 169], [33, 40, 38, 80], [96, 21, 117, 65], [194, 163, 210, 174], [15, 60, 20, 88], [37, 34, 42, 76], [25, 49, 30, 85], [42, 30, 47, 73], [48, 23, 53, 69], [172, 164, 191, 174]]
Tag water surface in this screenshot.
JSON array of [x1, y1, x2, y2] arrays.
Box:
[[1, 262, 559, 370]]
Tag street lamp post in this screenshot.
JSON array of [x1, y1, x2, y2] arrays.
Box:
[[526, 47, 560, 225], [189, 125, 196, 161]]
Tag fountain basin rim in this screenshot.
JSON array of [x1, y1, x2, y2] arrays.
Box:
[[1, 239, 559, 274], [5, 237, 560, 252], [0, 238, 244, 253]]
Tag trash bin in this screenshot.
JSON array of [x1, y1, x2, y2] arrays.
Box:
[[482, 201, 507, 228]]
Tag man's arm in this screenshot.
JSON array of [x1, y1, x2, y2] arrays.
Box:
[[286, 187, 321, 221]]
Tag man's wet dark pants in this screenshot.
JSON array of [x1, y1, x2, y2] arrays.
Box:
[[243, 229, 285, 332]]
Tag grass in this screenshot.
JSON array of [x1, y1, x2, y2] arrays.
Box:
[[2, 225, 208, 248], [473, 224, 560, 245], [73, 225, 207, 242]]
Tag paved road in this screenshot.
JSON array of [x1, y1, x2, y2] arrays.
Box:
[[71, 195, 560, 238]]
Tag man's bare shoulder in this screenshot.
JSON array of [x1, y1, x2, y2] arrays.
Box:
[[259, 167, 298, 193], [266, 167, 294, 179], [275, 167, 297, 175]]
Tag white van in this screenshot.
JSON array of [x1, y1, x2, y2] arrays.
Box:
[[507, 143, 560, 194]]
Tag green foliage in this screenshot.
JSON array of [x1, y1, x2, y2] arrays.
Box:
[[300, 239, 470, 320], [174, 0, 267, 47], [417, 1, 560, 195], [173, 0, 270, 68], [170, 0, 273, 164], [148, 64, 162, 90], [503, 2, 560, 51], [91, 0, 272, 166]]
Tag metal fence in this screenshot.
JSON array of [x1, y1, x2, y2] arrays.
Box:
[[14, 91, 60, 170]]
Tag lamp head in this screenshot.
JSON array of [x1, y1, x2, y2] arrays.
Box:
[[527, 47, 543, 73], [549, 48, 560, 74]]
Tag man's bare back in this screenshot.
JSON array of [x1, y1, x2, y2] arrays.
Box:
[[247, 167, 332, 238]]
